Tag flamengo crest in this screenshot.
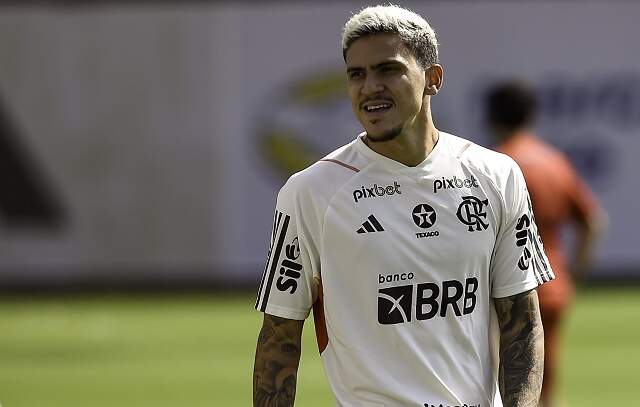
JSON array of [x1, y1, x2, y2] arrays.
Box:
[[456, 196, 489, 232]]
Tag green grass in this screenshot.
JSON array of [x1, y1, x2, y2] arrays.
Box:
[[0, 288, 638, 406]]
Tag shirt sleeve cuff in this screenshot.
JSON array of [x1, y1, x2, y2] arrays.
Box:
[[491, 279, 541, 299], [260, 303, 310, 321]]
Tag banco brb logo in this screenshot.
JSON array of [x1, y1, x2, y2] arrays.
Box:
[[378, 278, 479, 325], [456, 196, 489, 232]]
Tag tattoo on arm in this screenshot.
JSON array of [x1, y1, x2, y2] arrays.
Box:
[[494, 289, 544, 407], [253, 314, 304, 407]]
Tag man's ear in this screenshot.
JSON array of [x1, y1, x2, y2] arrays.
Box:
[[424, 64, 444, 96]]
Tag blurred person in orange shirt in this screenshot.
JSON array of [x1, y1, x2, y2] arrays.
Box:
[[486, 80, 606, 407]]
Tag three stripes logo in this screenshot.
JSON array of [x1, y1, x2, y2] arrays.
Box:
[[255, 210, 292, 312], [357, 214, 385, 234]]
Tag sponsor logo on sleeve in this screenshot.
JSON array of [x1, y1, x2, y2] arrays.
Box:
[[517, 201, 553, 284], [275, 236, 303, 294], [424, 402, 481, 407], [353, 181, 401, 203], [515, 213, 532, 270]]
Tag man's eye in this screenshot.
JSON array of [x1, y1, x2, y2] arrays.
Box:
[[349, 71, 364, 79], [381, 66, 397, 73]]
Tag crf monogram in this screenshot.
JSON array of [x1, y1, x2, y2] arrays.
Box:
[[456, 196, 489, 232]]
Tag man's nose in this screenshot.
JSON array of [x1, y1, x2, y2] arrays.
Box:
[[361, 73, 384, 95]]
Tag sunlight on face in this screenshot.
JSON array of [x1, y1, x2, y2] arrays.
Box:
[[345, 33, 427, 141]]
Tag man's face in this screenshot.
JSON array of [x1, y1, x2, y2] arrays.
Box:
[[345, 33, 427, 142]]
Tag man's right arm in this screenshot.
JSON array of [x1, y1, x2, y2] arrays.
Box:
[[253, 313, 304, 407]]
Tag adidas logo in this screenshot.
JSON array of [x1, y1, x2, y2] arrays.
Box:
[[357, 215, 385, 234]]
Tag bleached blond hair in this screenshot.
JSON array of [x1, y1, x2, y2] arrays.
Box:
[[342, 4, 439, 69]]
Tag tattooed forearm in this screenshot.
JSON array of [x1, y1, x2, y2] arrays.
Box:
[[253, 314, 304, 407], [494, 289, 544, 407]]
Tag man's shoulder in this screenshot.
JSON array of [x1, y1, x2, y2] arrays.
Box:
[[278, 137, 368, 202], [444, 132, 518, 179]]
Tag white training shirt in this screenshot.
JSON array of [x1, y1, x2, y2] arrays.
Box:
[[255, 131, 554, 407]]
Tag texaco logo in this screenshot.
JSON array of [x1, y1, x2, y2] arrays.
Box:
[[456, 196, 489, 232], [412, 204, 437, 228]]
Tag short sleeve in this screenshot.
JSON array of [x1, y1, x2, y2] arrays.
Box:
[[491, 160, 555, 298], [254, 178, 320, 320]]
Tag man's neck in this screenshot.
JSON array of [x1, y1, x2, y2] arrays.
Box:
[[364, 117, 439, 167]]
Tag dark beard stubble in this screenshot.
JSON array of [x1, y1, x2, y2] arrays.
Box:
[[365, 124, 403, 143]]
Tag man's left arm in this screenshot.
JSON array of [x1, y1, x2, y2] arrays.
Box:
[[494, 289, 544, 407]]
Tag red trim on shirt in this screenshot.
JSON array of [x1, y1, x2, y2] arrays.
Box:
[[456, 142, 472, 158], [320, 159, 360, 173], [313, 281, 329, 354]]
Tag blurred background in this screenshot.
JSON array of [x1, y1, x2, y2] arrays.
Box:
[[0, 1, 638, 406]]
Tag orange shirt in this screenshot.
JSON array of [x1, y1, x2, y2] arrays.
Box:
[[497, 133, 598, 306]]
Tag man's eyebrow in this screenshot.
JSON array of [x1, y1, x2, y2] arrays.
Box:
[[372, 61, 403, 70], [346, 61, 404, 73]]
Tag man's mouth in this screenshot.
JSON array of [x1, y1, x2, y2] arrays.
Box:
[[362, 101, 393, 114]]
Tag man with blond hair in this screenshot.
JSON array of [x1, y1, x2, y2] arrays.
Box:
[[253, 5, 554, 407]]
